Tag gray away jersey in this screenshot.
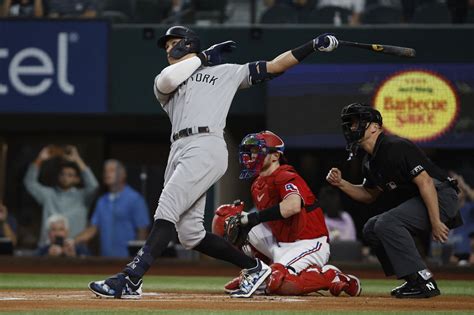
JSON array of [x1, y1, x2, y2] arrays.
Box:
[[153, 63, 251, 138]]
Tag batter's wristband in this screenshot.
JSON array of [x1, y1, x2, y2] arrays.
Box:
[[197, 52, 208, 66], [291, 41, 315, 62]]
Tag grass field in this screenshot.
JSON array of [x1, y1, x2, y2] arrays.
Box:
[[1, 273, 473, 314]]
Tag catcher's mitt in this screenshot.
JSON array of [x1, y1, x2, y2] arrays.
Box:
[[224, 213, 250, 248]]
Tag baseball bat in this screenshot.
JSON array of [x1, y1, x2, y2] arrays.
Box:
[[338, 40, 416, 58]]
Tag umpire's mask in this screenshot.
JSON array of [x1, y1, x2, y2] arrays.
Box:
[[341, 103, 382, 160]]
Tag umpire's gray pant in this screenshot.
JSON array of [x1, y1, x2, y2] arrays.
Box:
[[362, 180, 459, 279]]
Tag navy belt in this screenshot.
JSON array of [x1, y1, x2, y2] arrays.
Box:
[[172, 126, 210, 141]]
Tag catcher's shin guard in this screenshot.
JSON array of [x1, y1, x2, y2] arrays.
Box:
[[267, 264, 332, 296]]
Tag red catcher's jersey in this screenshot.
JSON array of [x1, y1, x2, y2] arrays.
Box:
[[251, 164, 329, 243]]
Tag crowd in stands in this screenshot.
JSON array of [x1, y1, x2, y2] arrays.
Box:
[[0, 145, 151, 258], [0, 143, 472, 267], [1, 0, 474, 24]]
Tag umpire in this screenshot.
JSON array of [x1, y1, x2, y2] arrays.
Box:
[[326, 103, 461, 299]]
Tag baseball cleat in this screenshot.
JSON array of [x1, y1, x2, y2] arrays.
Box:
[[329, 280, 348, 297], [344, 274, 362, 297], [230, 259, 271, 298], [329, 273, 361, 297], [395, 279, 440, 299], [391, 281, 408, 296], [88, 273, 143, 299]]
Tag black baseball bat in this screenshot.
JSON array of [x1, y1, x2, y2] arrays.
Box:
[[338, 40, 416, 58]]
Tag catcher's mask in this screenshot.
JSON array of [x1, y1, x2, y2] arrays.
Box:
[[156, 25, 201, 60], [239, 131, 285, 180], [341, 103, 382, 160]]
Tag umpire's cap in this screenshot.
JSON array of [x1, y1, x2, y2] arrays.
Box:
[[156, 25, 200, 50]]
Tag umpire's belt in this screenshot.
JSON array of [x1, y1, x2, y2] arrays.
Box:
[[172, 126, 210, 141]]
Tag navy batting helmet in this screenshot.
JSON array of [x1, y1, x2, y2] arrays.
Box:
[[157, 26, 200, 60]]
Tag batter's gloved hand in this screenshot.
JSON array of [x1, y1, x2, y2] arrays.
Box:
[[224, 212, 258, 248], [314, 33, 338, 52], [198, 40, 237, 66]]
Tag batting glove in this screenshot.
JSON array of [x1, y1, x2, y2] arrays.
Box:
[[314, 33, 338, 52], [198, 40, 237, 66]]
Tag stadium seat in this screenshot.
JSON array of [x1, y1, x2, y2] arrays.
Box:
[[301, 6, 351, 24], [466, 8, 474, 23], [100, 0, 134, 21], [101, 11, 130, 24], [192, 0, 228, 24], [260, 4, 299, 24], [412, 3, 451, 24], [134, 0, 172, 23], [362, 5, 403, 24]]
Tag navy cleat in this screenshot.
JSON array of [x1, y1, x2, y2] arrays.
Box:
[[88, 273, 143, 299], [230, 259, 271, 298]]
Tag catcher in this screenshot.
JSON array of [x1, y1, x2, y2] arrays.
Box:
[[212, 130, 361, 296]]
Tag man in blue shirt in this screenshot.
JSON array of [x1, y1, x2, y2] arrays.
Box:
[[76, 160, 150, 257]]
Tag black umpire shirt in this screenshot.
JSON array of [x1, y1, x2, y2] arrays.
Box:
[[362, 133, 448, 206]]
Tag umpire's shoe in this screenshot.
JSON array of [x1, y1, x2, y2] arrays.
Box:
[[395, 278, 440, 299], [230, 259, 271, 298], [88, 273, 142, 299]]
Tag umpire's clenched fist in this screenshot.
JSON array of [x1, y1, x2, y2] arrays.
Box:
[[326, 168, 342, 186]]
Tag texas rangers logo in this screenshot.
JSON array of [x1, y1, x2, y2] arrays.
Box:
[[285, 183, 299, 193]]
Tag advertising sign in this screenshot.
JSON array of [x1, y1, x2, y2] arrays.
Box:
[[0, 20, 108, 113]]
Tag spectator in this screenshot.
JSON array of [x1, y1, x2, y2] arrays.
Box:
[[450, 172, 474, 265], [164, 0, 193, 24], [1, 0, 43, 17], [316, 0, 366, 25], [23, 145, 99, 246], [36, 214, 90, 257], [0, 202, 17, 247], [319, 185, 357, 241], [75, 159, 150, 258], [45, 0, 97, 18]]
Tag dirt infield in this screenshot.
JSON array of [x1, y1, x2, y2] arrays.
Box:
[[1, 290, 474, 313]]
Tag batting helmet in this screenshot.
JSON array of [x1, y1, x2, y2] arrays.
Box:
[[341, 103, 382, 158], [211, 200, 245, 237], [239, 131, 285, 180], [157, 26, 201, 60]]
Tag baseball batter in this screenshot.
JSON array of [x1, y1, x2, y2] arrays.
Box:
[[89, 26, 339, 299], [213, 131, 361, 296]]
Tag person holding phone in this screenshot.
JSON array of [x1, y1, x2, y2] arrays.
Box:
[[36, 214, 90, 257], [24, 145, 99, 246]]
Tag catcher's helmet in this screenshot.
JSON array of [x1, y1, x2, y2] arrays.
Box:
[[157, 26, 200, 59], [239, 131, 285, 180], [341, 103, 382, 158]]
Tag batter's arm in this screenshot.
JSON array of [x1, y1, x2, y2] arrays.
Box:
[[326, 168, 380, 204], [266, 33, 338, 74], [155, 56, 201, 95]]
